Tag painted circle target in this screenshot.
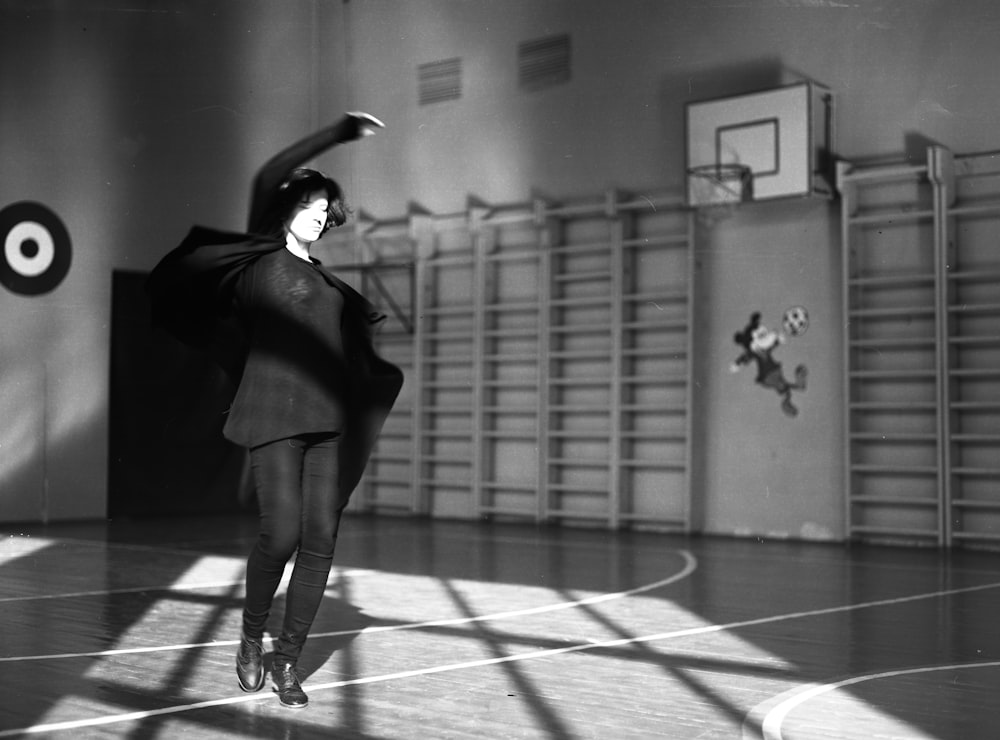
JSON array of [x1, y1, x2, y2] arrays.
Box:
[[0, 202, 72, 295]]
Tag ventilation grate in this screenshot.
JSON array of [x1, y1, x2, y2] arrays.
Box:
[[518, 34, 571, 91], [418, 58, 462, 105]]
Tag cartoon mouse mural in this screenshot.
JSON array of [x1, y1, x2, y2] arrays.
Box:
[[730, 309, 808, 417]]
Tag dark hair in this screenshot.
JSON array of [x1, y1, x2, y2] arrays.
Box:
[[268, 168, 349, 237]]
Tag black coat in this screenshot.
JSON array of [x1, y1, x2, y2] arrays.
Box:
[[147, 115, 402, 500], [146, 226, 403, 502]]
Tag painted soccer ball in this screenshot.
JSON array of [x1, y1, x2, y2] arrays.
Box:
[[782, 306, 809, 337]]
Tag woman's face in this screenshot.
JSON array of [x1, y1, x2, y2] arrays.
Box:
[[285, 190, 329, 243]]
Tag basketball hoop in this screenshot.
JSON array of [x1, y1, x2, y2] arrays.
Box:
[[686, 163, 753, 227]]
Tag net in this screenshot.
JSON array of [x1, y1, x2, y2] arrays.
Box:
[[687, 163, 753, 226]]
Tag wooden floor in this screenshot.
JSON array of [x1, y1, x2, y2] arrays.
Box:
[[2, 514, 1000, 739]]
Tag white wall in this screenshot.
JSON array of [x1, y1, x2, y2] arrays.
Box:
[[342, 0, 1000, 216], [3, 0, 998, 537], [339, 0, 1000, 539], [696, 198, 844, 539], [0, 0, 349, 521]]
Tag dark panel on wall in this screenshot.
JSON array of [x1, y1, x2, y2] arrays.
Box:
[[108, 270, 250, 517]]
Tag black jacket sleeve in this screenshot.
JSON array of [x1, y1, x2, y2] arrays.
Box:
[[246, 115, 365, 234]]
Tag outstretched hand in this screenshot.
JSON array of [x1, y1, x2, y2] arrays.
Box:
[[346, 111, 385, 139]]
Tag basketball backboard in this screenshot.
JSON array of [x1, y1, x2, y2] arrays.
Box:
[[685, 81, 835, 209]]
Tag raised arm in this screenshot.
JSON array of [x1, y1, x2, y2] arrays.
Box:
[[246, 112, 384, 234]]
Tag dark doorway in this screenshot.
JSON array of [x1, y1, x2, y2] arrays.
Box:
[[108, 270, 250, 517]]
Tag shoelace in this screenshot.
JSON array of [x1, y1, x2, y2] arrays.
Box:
[[239, 638, 263, 662], [273, 663, 300, 688]]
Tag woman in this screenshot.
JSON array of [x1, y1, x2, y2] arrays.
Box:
[[147, 112, 403, 709]]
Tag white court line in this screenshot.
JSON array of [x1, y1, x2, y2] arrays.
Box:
[[0, 568, 375, 605], [0, 535, 238, 559], [0, 580, 245, 605], [7, 576, 1000, 737], [0, 552, 697, 662], [308, 549, 699, 639], [748, 660, 1000, 740], [0, 550, 698, 735]]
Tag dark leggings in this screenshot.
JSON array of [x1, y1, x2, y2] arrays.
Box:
[[243, 432, 344, 663]]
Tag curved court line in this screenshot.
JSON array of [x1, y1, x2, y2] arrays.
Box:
[[7, 572, 1000, 737], [0, 550, 697, 663], [0, 552, 699, 736], [308, 548, 699, 640], [749, 660, 1000, 740]]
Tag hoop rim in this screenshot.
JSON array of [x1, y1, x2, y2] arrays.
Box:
[[686, 162, 753, 222], [686, 162, 753, 178]]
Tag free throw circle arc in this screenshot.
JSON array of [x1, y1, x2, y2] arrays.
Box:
[[0, 202, 72, 295]]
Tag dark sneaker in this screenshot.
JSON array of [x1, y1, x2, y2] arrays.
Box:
[[236, 632, 265, 692], [272, 660, 308, 708]]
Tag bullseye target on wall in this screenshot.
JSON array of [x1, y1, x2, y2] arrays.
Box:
[[0, 202, 72, 295]]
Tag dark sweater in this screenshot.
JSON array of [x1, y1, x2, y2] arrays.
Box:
[[224, 248, 348, 447]]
